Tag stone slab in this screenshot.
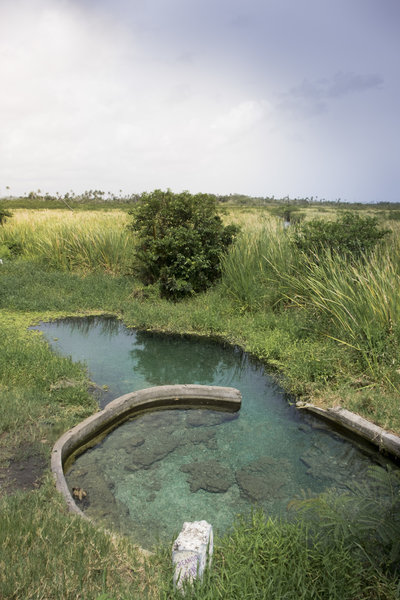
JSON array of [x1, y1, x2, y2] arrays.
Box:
[[172, 520, 213, 589]]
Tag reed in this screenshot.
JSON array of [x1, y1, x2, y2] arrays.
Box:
[[220, 220, 297, 311], [221, 222, 400, 384], [274, 248, 400, 381], [0, 210, 134, 274]]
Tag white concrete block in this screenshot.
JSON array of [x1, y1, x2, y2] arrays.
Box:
[[172, 520, 213, 589]]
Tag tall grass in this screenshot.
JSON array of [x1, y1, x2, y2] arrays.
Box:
[[292, 465, 400, 574], [0, 210, 134, 274], [220, 220, 298, 310], [30, 224, 134, 273], [157, 509, 399, 599], [274, 247, 400, 380], [221, 222, 400, 385]]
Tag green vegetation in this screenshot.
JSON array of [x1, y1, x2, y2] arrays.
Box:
[[270, 204, 305, 224], [0, 210, 133, 273], [293, 466, 400, 574], [129, 189, 238, 299], [0, 479, 159, 600], [156, 510, 400, 599], [0, 207, 12, 226], [292, 212, 390, 259], [0, 189, 140, 211], [0, 196, 400, 598], [221, 216, 400, 400]]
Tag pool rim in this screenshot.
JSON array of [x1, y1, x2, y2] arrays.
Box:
[[51, 384, 242, 521]]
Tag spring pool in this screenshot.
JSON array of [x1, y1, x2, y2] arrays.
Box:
[[35, 316, 396, 549]]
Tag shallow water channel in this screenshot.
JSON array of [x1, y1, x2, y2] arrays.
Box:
[[35, 316, 396, 549]]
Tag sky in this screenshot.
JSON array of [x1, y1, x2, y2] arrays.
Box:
[[0, 0, 399, 202]]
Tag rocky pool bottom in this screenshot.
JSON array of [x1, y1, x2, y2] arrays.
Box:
[[66, 406, 393, 550]]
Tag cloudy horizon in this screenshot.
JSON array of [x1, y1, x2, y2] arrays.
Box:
[[0, 0, 399, 202]]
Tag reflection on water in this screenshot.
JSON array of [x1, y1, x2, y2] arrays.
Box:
[[34, 317, 252, 407], [34, 317, 399, 550], [130, 330, 248, 387]]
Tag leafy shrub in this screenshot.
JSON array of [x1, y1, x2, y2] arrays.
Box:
[[0, 208, 12, 226], [129, 189, 239, 299], [292, 212, 389, 259], [0, 244, 12, 260]]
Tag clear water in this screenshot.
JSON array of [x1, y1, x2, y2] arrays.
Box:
[[35, 316, 396, 549]]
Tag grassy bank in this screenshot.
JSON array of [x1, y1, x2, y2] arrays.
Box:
[[0, 205, 399, 598], [2, 207, 399, 431]]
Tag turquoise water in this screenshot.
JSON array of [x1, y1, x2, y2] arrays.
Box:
[[35, 317, 395, 549]]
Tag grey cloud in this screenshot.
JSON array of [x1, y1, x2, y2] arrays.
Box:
[[279, 71, 384, 118], [278, 79, 328, 117], [326, 72, 383, 97]]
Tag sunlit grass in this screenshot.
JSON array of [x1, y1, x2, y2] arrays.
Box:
[[221, 221, 400, 391], [0, 210, 133, 274], [0, 479, 159, 600]]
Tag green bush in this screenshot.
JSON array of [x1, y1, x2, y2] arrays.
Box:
[[292, 212, 389, 259], [0, 208, 12, 226], [0, 243, 12, 260], [129, 189, 239, 299]]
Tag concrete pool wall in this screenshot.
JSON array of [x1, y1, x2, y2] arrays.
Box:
[[297, 402, 400, 460], [51, 384, 242, 520], [51, 383, 400, 525]]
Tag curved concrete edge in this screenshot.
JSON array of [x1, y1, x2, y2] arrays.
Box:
[[51, 384, 242, 521], [296, 402, 400, 460]]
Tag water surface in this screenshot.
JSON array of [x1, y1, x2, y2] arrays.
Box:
[[35, 316, 395, 549]]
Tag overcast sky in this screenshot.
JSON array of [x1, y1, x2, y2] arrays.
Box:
[[0, 0, 399, 202]]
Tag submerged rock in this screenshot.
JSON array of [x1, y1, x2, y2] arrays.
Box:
[[125, 432, 181, 471], [183, 428, 217, 449], [180, 460, 234, 493], [138, 410, 184, 433], [186, 410, 238, 428], [236, 456, 290, 502], [300, 435, 370, 490], [125, 434, 145, 449]]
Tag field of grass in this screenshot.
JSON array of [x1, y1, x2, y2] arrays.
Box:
[[0, 202, 400, 598], [0, 210, 133, 274]]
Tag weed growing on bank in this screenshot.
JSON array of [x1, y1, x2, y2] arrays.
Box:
[[0, 478, 160, 600]]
